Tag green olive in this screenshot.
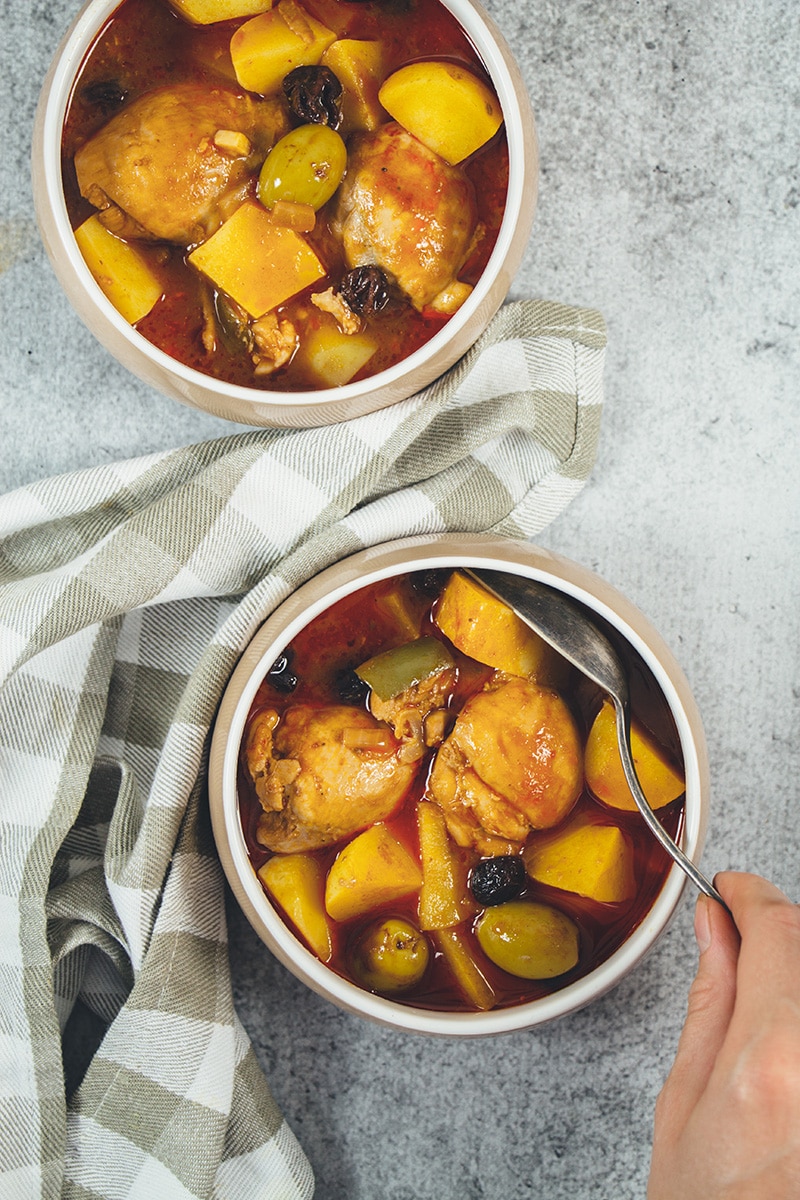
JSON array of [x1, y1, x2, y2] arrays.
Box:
[[475, 900, 580, 980], [257, 124, 347, 212], [350, 917, 430, 995]]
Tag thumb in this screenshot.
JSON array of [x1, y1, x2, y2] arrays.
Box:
[[656, 895, 740, 1132]]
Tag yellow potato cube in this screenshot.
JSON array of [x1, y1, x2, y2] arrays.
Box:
[[585, 699, 685, 813], [168, 0, 273, 26], [417, 800, 476, 931], [230, 0, 336, 95], [378, 60, 503, 165], [295, 317, 377, 387], [325, 824, 423, 922], [434, 570, 569, 686], [74, 216, 162, 326], [524, 816, 636, 903], [432, 928, 496, 1010], [322, 39, 385, 132], [258, 853, 333, 961], [188, 200, 325, 318]]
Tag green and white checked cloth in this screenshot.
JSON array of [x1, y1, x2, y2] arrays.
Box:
[[0, 299, 606, 1200]]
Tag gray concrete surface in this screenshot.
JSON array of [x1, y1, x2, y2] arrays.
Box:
[[2, 0, 799, 1196]]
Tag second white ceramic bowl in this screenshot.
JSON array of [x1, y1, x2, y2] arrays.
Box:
[[208, 534, 710, 1036]]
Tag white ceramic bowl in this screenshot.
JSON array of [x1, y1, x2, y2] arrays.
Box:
[[32, 0, 537, 427], [208, 534, 710, 1036]]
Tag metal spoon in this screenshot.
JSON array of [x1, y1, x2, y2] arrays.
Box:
[[468, 568, 729, 912]]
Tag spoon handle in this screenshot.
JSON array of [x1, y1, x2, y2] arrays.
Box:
[[612, 699, 731, 914]]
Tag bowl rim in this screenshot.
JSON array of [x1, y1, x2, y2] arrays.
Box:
[[208, 534, 710, 1036], [33, 0, 537, 417]]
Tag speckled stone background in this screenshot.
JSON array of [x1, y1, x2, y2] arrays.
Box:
[[2, 0, 799, 1196]]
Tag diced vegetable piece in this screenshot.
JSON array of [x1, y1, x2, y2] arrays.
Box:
[[350, 916, 430, 994], [427, 280, 473, 315], [523, 815, 636, 903], [432, 928, 496, 1010], [169, 0, 273, 25], [322, 39, 385, 132], [74, 216, 162, 325], [212, 129, 252, 157], [258, 853, 333, 961], [417, 800, 476, 931], [434, 570, 568, 685], [585, 699, 685, 813], [258, 124, 347, 212], [293, 318, 377, 386], [325, 824, 423, 922], [475, 900, 579, 979], [356, 637, 455, 703], [230, 1, 336, 96], [268, 199, 316, 231], [188, 200, 325, 318], [378, 61, 503, 165], [373, 579, 430, 640]]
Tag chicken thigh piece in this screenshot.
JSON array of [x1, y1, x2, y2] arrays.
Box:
[[246, 704, 417, 854], [74, 82, 289, 245], [330, 122, 479, 311], [427, 676, 583, 855]]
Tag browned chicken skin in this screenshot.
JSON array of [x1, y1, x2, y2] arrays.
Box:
[[427, 675, 583, 854], [368, 664, 456, 762], [74, 82, 288, 245], [331, 122, 479, 310], [246, 704, 417, 853]]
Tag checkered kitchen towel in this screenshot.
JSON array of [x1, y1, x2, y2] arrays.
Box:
[[0, 299, 606, 1200]]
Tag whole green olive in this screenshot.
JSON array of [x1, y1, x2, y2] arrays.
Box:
[[350, 916, 430, 995], [257, 124, 347, 212], [475, 900, 580, 980]]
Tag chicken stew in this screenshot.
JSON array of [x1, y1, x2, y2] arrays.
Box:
[[239, 570, 686, 1012], [62, 0, 509, 391]]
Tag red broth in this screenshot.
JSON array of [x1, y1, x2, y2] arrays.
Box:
[[238, 572, 685, 1013], [62, 0, 509, 391]]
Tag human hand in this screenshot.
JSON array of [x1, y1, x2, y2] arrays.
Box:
[[648, 872, 800, 1199]]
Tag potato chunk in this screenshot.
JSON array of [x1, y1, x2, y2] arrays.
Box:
[[378, 61, 503, 165], [431, 928, 496, 1011], [524, 815, 636, 903], [435, 570, 568, 686], [169, 0, 273, 25], [189, 200, 325, 317], [230, 1, 336, 95], [322, 39, 385, 133], [292, 316, 377, 387], [417, 800, 476, 931], [74, 216, 162, 325], [325, 824, 422, 922], [585, 699, 685, 813], [258, 853, 333, 961]]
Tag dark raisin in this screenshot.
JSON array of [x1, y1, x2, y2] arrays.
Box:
[[82, 80, 127, 113], [339, 266, 391, 317], [282, 66, 343, 128], [411, 569, 450, 598], [268, 652, 298, 693], [334, 667, 370, 705], [469, 856, 527, 906]]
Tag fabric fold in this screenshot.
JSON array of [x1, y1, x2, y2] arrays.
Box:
[[0, 299, 605, 1200]]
